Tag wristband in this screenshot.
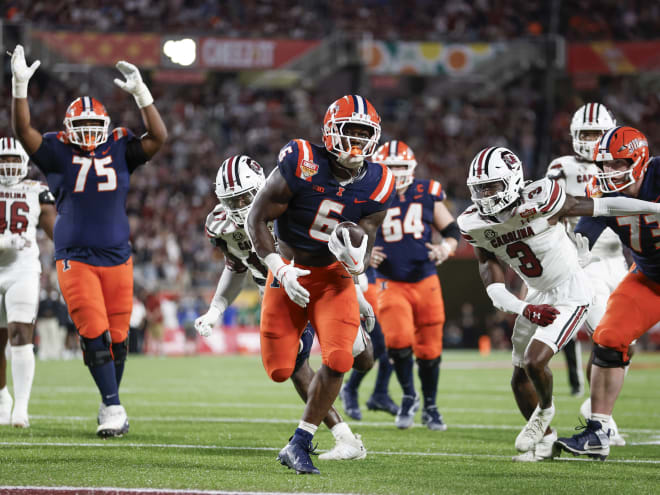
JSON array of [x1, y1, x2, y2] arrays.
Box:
[[12, 78, 28, 99]]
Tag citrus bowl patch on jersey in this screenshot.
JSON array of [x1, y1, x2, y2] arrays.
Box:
[[334, 221, 366, 248]]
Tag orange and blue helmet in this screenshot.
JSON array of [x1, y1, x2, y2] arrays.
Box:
[[63, 96, 110, 151], [322, 95, 381, 162], [373, 140, 417, 190], [593, 126, 650, 192]]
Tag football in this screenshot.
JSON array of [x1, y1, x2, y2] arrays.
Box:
[[334, 221, 366, 247]]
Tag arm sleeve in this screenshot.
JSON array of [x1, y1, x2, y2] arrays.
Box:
[[209, 268, 248, 311], [574, 216, 608, 250]]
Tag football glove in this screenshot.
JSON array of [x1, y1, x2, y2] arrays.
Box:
[[264, 254, 311, 308], [0, 234, 29, 250], [11, 45, 40, 99], [523, 304, 560, 327], [568, 231, 600, 268], [113, 61, 154, 108], [355, 283, 375, 333], [328, 228, 367, 275], [194, 305, 223, 338], [426, 240, 453, 265]]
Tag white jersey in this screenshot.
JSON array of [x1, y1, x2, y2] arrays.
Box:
[[0, 179, 52, 272], [205, 204, 269, 286], [546, 155, 623, 259], [458, 178, 581, 292]]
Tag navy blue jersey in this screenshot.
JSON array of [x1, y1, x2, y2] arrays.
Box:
[[576, 157, 660, 283], [366, 266, 377, 285], [375, 178, 445, 282], [275, 139, 395, 257], [30, 128, 148, 266]]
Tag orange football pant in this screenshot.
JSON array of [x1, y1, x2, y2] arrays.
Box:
[[56, 258, 133, 342], [594, 268, 660, 362], [376, 274, 445, 360], [260, 261, 360, 382]]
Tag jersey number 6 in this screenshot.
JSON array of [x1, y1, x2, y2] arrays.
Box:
[[72, 156, 117, 193]]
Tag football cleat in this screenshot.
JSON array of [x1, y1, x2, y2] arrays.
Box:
[[512, 429, 557, 462], [421, 405, 447, 431], [579, 398, 625, 446], [366, 393, 399, 416], [554, 419, 610, 461], [395, 394, 420, 429], [340, 385, 362, 421], [277, 439, 320, 474], [515, 402, 555, 452], [96, 404, 129, 438], [318, 433, 366, 461], [0, 388, 13, 425], [11, 407, 29, 428]]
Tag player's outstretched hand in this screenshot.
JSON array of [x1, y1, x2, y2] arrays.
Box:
[[523, 304, 560, 327], [194, 306, 223, 337], [355, 284, 375, 333], [114, 61, 154, 108], [370, 245, 387, 268], [328, 228, 367, 275], [426, 241, 452, 265], [276, 260, 311, 308], [11, 45, 40, 98], [568, 231, 600, 268], [0, 234, 30, 250]]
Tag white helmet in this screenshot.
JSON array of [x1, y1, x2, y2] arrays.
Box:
[[215, 155, 265, 225], [0, 137, 29, 186], [467, 147, 524, 216], [570, 102, 616, 161], [372, 140, 417, 191]]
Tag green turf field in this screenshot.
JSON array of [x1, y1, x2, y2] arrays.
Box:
[[1, 350, 659, 494]]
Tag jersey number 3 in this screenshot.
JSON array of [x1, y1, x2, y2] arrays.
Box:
[[506, 241, 543, 277], [73, 156, 117, 193]]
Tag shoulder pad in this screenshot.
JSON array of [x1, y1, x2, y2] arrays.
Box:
[[279, 139, 319, 183], [368, 162, 395, 203], [428, 179, 443, 199], [457, 206, 485, 240], [51, 131, 69, 144], [546, 157, 567, 180], [205, 205, 233, 238], [521, 178, 565, 217], [111, 127, 130, 141]]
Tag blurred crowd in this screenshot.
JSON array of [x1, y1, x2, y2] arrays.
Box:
[[5, 0, 660, 41]]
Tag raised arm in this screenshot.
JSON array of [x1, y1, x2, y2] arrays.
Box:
[[113, 61, 167, 158], [10, 45, 43, 154]]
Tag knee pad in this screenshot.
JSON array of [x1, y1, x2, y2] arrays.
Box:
[[416, 356, 441, 369], [326, 349, 353, 373], [593, 344, 629, 368], [80, 331, 113, 368], [388, 346, 413, 362], [270, 367, 294, 383], [112, 338, 129, 364]]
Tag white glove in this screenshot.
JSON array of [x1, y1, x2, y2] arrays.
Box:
[[113, 61, 153, 108], [426, 240, 453, 265], [328, 228, 367, 275], [265, 254, 311, 308], [355, 284, 375, 333], [11, 45, 40, 99], [0, 234, 30, 250], [194, 305, 223, 337], [569, 231, 600, 268]]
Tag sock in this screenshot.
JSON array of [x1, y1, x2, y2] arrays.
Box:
[[417, 359, 440, 409], [346, 369, 366, 391], [84, 336, 120, 406], [292, 422, 316, 445], [114, 360, 125, 387], [10, 344, 35, 413], [392, 354, 415, 396], [373, 353, 393, 396], [330, 421, 352, 441], [591, 412, 610, 431]]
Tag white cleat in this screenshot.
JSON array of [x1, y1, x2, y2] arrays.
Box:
[[96, 404, 129, 438], [318, 433, 367, 460], [0, 388, 12, 425], [579, 398, 625, 446], [515, 402, 555, 452], [11, 409, 29, 428], [512, 429, 557, 462]]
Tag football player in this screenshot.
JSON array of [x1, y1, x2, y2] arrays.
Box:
[[194, 154, 370, 461], [546, 103, 626, 445], [555, 127, 660, 461], [339, 264, 399, 421], [0, 137, 55, 428], [246, 94, 395, 474], [10, 44, 167, 437], [368, 140, 459, 430], [458, 146, 660, 461]]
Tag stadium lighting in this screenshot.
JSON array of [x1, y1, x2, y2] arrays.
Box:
[[163, 38, 196, 66]]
